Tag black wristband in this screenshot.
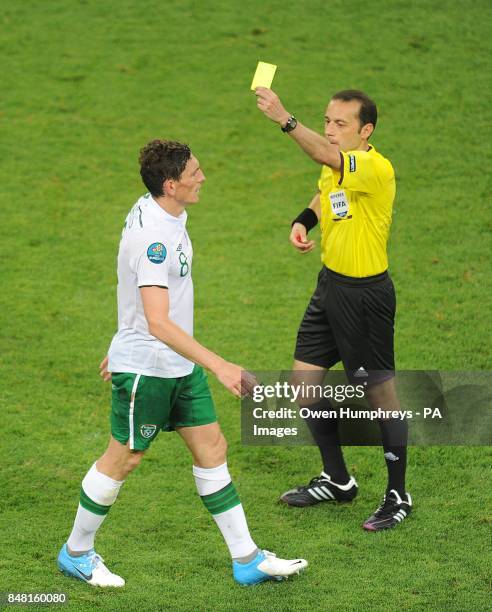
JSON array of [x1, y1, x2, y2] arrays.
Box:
[[292, 207, 318, 232]]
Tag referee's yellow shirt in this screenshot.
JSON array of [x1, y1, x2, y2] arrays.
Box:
[[318, 145, 396, 277]]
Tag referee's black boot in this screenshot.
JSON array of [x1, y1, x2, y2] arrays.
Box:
[[363, 489, 412, 531], [280, 472, 358, 507]]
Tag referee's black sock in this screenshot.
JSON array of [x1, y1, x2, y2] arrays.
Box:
[[303, 401, 350, 485], [378, 418, 408, 497]]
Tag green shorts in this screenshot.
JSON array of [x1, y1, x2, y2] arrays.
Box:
[[110, 365, 217, 451]]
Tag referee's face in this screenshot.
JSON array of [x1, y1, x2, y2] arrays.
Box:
[[324, 99, 369, 152], [174, 155, 206, 205]]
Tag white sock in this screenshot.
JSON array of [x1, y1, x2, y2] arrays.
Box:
[[193, 463, 257, 559], [67, 504, 107, 553], [67, 462, 124, 553]]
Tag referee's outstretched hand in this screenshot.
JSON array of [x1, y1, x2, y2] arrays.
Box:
[[290, 223, 315, 254], [254, 87, 290, 125]]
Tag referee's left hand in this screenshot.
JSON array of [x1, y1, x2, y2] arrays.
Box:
[[290, 223, 316, 254], [255, 87, 290, 125]]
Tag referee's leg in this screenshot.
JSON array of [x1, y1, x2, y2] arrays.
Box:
[[327, 268, 412, 530], [281, 267, 359, 506], [291, 361, 351, 485], [365, 378, 408, 496], [279, 361, 358, 507]]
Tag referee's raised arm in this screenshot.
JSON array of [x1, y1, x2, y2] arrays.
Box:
[[255, 87, 341, 168]]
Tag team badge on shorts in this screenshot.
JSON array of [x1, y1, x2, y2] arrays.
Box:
[[140, 424, 157, 438], [147, 242, 167, 264]]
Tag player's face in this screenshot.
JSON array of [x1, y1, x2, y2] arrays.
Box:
[[174, 155, 206, 205], [324, 99, 372, 151]]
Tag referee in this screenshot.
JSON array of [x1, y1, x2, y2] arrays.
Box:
[[255, 87, 411, 531]]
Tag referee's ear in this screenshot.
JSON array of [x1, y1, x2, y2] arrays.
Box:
[[361, 123, 375, 141]]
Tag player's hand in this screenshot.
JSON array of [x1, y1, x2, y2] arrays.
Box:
[[214, 360, 243, 397], [214, 360, 258, 398], [99, 355, 111, 382], [290, 222, 315, 254], [255, 87, 290, 125]]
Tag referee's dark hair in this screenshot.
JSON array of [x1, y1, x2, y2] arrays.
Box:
[[139, 139, 191, 197], [332, 90, 378, 133]]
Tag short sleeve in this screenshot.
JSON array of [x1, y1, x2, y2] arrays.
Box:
[[335, 150, 379, 194], [135, 241, 170, 288], [317, 165, 332, 192]]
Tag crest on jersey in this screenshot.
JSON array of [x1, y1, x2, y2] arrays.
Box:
[[329, 190, 349, 218], [147, 242, 167, 264], [348, 154, 356, 172], [140, 424, 157, 439]]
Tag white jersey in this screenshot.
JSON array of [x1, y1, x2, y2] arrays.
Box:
[[108, 194, 194, 378]]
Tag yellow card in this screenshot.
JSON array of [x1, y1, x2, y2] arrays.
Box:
[[250, 61, 277, 90]]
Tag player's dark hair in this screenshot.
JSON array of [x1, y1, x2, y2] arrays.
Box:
[[139, 140, 191, 197], [332, 90, 378, 133]]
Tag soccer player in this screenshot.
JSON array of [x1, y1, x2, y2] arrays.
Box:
[[57, 140, 307, 586], [254, 88, 412, 530]]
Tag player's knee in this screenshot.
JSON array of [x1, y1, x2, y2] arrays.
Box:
[[195, 432, 227, 467], [216, 433, 228, 462], [122, 450, 145, 475], [208, 433, 227, 465]]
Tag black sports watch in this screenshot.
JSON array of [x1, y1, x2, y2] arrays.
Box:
[[281, 115, 297, 133]]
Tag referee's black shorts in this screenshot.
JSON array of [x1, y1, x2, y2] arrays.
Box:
[[294, 266, 396, 385]]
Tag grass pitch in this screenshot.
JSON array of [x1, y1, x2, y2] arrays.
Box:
[[1, 1, 491, 610]]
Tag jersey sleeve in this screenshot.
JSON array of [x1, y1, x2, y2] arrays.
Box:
[[317, 165, 332, 193], [334, 150, 379, 194], [134, 241, 170, 288]]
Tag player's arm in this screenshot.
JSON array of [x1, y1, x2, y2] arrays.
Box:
[[140, 286, 245, 398], [255, 87, 341, 169], [290, 192, 320, 254]]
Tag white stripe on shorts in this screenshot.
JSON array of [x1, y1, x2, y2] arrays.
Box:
[[129, 374, 142, 450]]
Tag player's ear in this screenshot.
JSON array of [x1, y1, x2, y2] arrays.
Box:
[[361, 123, 374, 140], [163, 178, 175, 197]]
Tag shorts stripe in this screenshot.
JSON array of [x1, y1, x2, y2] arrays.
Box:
[[129, 374, 142, 450]]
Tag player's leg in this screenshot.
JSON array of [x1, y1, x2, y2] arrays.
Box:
[[67, 437, 145, 554], [177, 422, 257, 561], [178, 422, 307, 585], [58, 372, 161, 586], [174, 366, 307, 585], [279, 360, 358, 506], [58, 437, 144, 587]]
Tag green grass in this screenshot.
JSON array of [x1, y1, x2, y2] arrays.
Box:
[[1, 0, 491, 610]]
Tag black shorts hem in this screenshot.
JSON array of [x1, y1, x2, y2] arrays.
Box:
[[293, 350, 338, 370]]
